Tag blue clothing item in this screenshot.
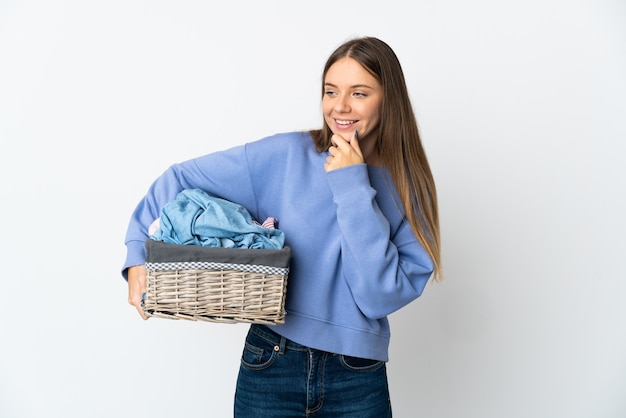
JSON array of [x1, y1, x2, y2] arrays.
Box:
[[150, 188, 284, 250], [123, 131, 434, 361], [234, 324, 392, 417]]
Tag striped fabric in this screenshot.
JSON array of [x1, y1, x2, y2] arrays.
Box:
[[145, 261, 289, 276]]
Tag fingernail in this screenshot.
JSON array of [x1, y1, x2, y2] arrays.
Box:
[[354, 130, 358, 139]]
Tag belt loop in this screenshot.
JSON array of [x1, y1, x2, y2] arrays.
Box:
[[279, 335, 287, 355]]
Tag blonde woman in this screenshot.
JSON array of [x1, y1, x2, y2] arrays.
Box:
[[123, 36, 441, 417]]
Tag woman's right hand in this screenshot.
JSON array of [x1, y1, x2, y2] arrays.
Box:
[[127, 265, 149, 320], [324, 131, 364, 172]]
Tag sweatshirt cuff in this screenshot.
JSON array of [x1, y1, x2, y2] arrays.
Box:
[[326, 163, 370, 198], [121, 240, 147, 281]]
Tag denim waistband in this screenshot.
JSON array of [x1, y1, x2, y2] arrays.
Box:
[[249, 324, 314, 354]]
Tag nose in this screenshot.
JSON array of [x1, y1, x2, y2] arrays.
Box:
[[334, 95, 351, 113]]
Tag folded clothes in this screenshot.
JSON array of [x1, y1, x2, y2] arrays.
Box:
[[150, 189, 285, 250]]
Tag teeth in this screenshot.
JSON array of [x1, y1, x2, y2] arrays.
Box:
[[336, 120, 355, 125]]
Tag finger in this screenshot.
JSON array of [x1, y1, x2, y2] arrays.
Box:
[[324, 153, 335, 172], [127, 265, 149, 320], [350, 130, 362, 154], [127, 284, 145, 306], [135, 303, 148, 320], [347, 129, 358, 144], [129, 291, 148, 320]]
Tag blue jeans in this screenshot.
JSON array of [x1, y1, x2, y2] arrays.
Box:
[[234, 324, 392, 417]]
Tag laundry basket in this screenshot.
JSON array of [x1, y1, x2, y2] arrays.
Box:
[[141, 239, 291, 325]]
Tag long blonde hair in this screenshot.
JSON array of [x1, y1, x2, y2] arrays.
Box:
[[310, 37, 442, 281]]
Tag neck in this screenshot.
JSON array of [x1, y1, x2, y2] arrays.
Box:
[[361, 139, 382, 166]]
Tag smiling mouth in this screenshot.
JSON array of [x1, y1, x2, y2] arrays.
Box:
[[335, 119, 357, 126]]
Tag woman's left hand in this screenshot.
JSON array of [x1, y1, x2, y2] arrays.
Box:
[[324, 131, 364, 172]]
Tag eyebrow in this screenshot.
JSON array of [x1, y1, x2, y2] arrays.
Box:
[[324, 82, 375, 90]]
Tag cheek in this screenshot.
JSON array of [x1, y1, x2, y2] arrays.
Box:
[[321, 100, 333, 117], [363, 104, 382, 127], [322, 105, 335, 127]]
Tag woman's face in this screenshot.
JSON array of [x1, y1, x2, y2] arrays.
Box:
[[322, 57, 382, 145]]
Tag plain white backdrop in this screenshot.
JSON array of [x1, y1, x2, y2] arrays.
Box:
[[1, 0, 624, 417]]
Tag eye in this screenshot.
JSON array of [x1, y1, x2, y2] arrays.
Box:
[[324, 90, 338, 97], [353, 92, 367, 98]]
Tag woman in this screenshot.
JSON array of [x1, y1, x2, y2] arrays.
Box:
[[123, 36, 441, 417]]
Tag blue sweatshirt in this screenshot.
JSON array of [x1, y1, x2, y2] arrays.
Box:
[[122, 131, 434, 361]]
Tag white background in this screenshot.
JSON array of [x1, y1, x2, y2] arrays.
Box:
[[1, 1, 624, 417]]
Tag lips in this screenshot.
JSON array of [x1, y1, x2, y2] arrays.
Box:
[[334, 119, 357, 129]]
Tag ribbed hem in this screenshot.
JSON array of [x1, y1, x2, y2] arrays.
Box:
[[268, 311, 391, 362]]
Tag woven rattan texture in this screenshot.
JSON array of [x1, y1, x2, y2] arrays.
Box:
[[142, 267, 288, 325]]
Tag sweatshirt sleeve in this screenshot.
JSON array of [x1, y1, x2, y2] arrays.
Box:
[[121, 144, 255, 280], [326, 164, 434, 319]]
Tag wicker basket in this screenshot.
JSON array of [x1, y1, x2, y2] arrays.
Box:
[[142, 239, 291, 325]]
